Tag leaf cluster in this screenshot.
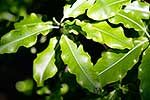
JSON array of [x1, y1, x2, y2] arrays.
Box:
[[0, 0, 150, 99]]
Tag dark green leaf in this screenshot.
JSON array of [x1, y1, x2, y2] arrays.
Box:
[[139, 45, 150, 100]]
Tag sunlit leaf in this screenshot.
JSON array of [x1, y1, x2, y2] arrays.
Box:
[[94, 38, 149, 87], [76, 20, 133, 49], [63, 0, 95, 19], [109, 1, 149, 32], [33, 37, 58, 86], [60, 35, 101, 94], [15, 13, 53, 36], [139, 45, 150, 100], [0, 13, 54, 54], [87, 0, 130, 20], [124, 1, 150, 19]]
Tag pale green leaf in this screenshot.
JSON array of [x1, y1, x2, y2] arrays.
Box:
[[139, 46, 150, 100], [94, 38, 149, 87], [14, 13, 43, 28], [109, 1, 149, 33], [87, 0, 130, 20], [60, 35, 101, 94], [14, 13, 53, 36], [0, 13, 53, 54], [33, 37, 58, 86], [124, 1, 150, 19], [76, 20, 133, 49], [63, 0, 95, 19], [110, 10, 147, 31]]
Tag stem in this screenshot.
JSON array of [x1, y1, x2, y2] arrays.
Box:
[[60, 17, 65, 23], [144, 29, 150, 40], [53, 17, 60, 25], [49, 26, 60, 29]]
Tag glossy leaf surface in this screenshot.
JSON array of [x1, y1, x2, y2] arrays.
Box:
[[76, 20, 133, 49], [0, 13, 53, 54], [139, 46, 150, 100], [63, 0, 94, 19], [94, 38, 148, 87], [124, 1, 150, 19], [109, 1, 149, 32], [33, 37, 58, 86], [60, 35, 101, 93], [87, 0, 130, 20]]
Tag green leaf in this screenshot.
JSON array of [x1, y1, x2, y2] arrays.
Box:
[[124, 1, 150, 19], [139, 45, 150, 100], [63, 0, 95, 19], [76, 20, 133, 49], [14, 13, 43, 28], [110, 10, 147, 32], [33, 37, 58, 86], [87, 0, 130, 20], [62, 20, 80, 35], [94, 38, 149, 87], [0, 13, 54, 54], [60, 35, 101, 94], [109, 1, 149, 32]]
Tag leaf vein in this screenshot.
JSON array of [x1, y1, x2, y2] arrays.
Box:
[[98, 39, 148, 76]]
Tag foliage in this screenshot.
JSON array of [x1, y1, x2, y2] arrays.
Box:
[[0, 0, 31, 21], [0, 0, 150, 99]]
